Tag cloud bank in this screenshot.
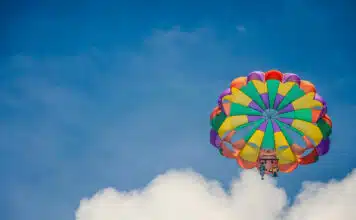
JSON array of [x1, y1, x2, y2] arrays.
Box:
[[76, 169, 356, 220]]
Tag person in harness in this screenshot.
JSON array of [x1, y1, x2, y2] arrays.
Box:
[[257, 149, 280, 180], [271, 165, 279, 177], [259, 160, 266, 180]]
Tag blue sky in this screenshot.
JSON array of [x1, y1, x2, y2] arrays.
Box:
[[1, 1, 356, 220]]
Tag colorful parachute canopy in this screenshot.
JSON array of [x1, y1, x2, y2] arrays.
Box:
[[210, 70, 332, 173]]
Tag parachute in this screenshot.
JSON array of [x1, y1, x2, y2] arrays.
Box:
[[209, 70, 332, 179]]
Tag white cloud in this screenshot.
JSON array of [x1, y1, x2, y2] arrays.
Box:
[[76, 169, 356, 220]]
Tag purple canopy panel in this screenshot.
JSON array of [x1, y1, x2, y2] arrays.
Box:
[[316, 138, 330, 156], [272, 120, 281, 132], [257, 120, 268, 132], [260, 93, 269, 109], [247, 115, 263, 122], [210, 129, 221, 148], [314, 93, 325, 105], [274, 94, 284, 109], [314, 93, 327, 118], [278, 104, 294, 114], [217, 88, 232, 115], [277, 117, 293, 125], [248, 101, 263, 112], [321, 105, 328, 116], [247, 71, 265, 83], [283, 73, 301, 85]]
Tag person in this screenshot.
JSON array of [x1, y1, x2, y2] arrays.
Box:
[[259, 161, 266, 180], [272, 166, 279, 177]]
